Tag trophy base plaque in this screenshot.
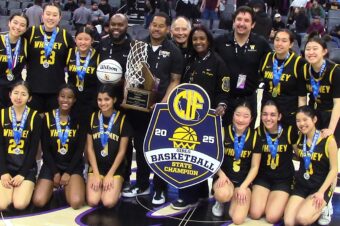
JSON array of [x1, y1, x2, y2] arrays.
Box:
[[121, 88, 155, 112]]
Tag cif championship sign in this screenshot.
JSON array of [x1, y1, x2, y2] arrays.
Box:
[[144, 84, 224, 188]]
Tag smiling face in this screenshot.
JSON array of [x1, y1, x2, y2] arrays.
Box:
[[97, 92, 116, 113], [192, 29, 209, 56], [233, 106, 252, 133], [8, 15, 28, 38], [10, 85, 30, 108], [304, 41, 327, 65], [171, 18, 191, 45], [233, 12, 255, 36], [75, 32, 93, 53], [274, 31, 293, 57], [109, 14, 128, 42], [296, 112, 317, 135], [149, 16, 169, 42], [42, 5, 61, 31], [261, 105, 281, 132], [58, 88, 76, 112]]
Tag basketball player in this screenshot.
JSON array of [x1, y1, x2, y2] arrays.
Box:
[[0, 13, 29, 108], [33, 84, 86, 210], [0, 81, 41, 210], [250, 100, 297, 223], [24, 3, 75, 113], [66, 26, 100, 128], [86, 84, 132, 208], [284, 106, 337, 226], [212, 101, 261, 224]]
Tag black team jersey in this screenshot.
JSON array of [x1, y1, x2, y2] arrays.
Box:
[[24, 25, 75, 94], [303, 60, 340, 112], [88, 110, 132, 175], [295, 134, 333, 190], [0, 35, 27, 86], [221, 124, 261, 183], [260, 51, 306, 115], [256, 125, 297, 180], [41, 110, 86, 175], [0, 107, 41, 178]]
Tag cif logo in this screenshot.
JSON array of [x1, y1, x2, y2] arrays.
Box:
[[168, 84, 210, 125]]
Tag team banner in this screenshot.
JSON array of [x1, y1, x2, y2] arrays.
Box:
[[144, 83, 224, 188]]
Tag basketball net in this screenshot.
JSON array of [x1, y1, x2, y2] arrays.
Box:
[[125, 40, 149, 88]]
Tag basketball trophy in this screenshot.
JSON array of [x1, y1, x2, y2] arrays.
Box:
[[121, 40, 156, 112]]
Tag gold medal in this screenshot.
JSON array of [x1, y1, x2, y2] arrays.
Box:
[[270, 161, 276, 170], [314, 102, 317, 109], [272, 87, 278, 97]]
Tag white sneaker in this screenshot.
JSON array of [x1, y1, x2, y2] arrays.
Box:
[[152, 191, 165, 205], [212, 201, 224, 217], [122, 186, 150, 198], [318, 201, 333, 225]]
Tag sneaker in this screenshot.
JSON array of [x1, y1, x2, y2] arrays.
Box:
[[152, 191, 165, 205], [122, 186, 150, 198], [170, 199, 198, 210], [212, 201, 224, 217], [318, 201, 333, 225], [122, 181, 132, 192]]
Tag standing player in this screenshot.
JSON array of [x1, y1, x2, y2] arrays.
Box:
[[0, 13, 29, 108], [24, 3, 75, 113], [215, 6, 271, 125], [0, 81, 41, 210], [66, 26, 100, 128], [211, 101, 261, 224], [284, 106, 338, 226], [86, 84, 132, 208], [249, 100, 297, 223], [32, 84, 86, 210], [259, 29, 307, 126]]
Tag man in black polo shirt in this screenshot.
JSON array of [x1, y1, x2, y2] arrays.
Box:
[[122, 12, 184, 205], [215, 6, 271, 125]]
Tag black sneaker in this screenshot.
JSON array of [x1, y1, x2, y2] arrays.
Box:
[[170, 199, 197, 210], [122, 186, 150, 198], [152, 190, 165, 205]]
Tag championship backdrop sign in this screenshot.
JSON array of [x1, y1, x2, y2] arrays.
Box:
[[144, 83, 224, 188]]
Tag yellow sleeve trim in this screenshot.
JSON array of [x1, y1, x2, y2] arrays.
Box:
[[29, 26, 35, 43], [325, 135, 334, 158], [261, 52, 272, 72], [30, 110, 37, 130], [329, 64, 338, 84], [63, 29, 68, 48], [294, 56, 301, 79], [1, 109, 4, 127], [253, 130, 258, 149], [287, 126, 292, 144], [303, 64, 308, 81], [66, 48, 72, 65], [23, 38, 28, 58], [46, 112, 50, 130], [120, 114, 126, 134], [90, 112, 96, 129]]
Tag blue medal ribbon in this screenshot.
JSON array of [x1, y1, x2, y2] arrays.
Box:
[[99, 112, 116, 148], [303, 130, 320, 171], [55, 109, 70, 147], [265, 124, 282, 159], [11, 106, 29, 145], [233, 127, 248, 160], [76, 49, 92, 81], [5, 34, 21, 74], [309, 61, 326, 101], [43, 27, 58, 60], [272, 53, 290, 87]]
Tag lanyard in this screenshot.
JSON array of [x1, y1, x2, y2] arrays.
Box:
[[265, 124, 282, 159], [55, 109, 70, 147], [99, 112, 116, 148], [309, 61, 326, 101], [272, 53, 290, 87], [5, 34, 21, 73], [76, 49, 92, 81], [233, 127, 248, 160], [43, 26, 58, 60], [11, 106, 28, 145], [302, 130, 320, 171]]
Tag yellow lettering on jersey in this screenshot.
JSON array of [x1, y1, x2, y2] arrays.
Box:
[[306, 84, 330, 94], [225, 148, 251, 158], [264, 71, 292, 82], [93, 132, 119, 141], [68, 65, 95, 74], [3, 129, 28, 138], [173, 89, 204, 120], [262, 144, 287, 153], [311, 152, 323, 161], [34, 41, 62, 49], [50, 129, 77, 138], [0, 55, 23, 63]]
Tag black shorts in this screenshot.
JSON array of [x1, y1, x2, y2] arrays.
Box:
[[38, 163, 84, 180], [28, 93, 58, 113], [253, 176, 293, 194], [292, 181, 334, 204], [8, 168, 37, 183]]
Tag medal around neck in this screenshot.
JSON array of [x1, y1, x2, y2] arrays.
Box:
[[143, 83, 224, 189]]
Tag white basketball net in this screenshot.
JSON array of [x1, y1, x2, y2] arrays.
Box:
[[125, 40, 149, 88]]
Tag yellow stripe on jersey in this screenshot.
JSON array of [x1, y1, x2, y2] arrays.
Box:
[[23, 38, 27, 58], [253, 130, 258, 149], [287, 126, 292, 145], [278, 51, 295, 67], [66, 48, 72, 65], [114, 111, 120, 125], [325, 135, 334, 158], [329, 64, 339, 84], [30, 109, 37, 130], [90, 112, 96, 129], [120, 114, 126, 133], [96, 52, 100, 65], [261, 52, 271, 72], [303, 64, 308, 80], [1, 109, 4, 127], [294, 56, 301, 79], [0, 34, 5, 47], [45, 112, 50, 130], [29, 26, 35, 43], [63, 29, 68, 48]]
